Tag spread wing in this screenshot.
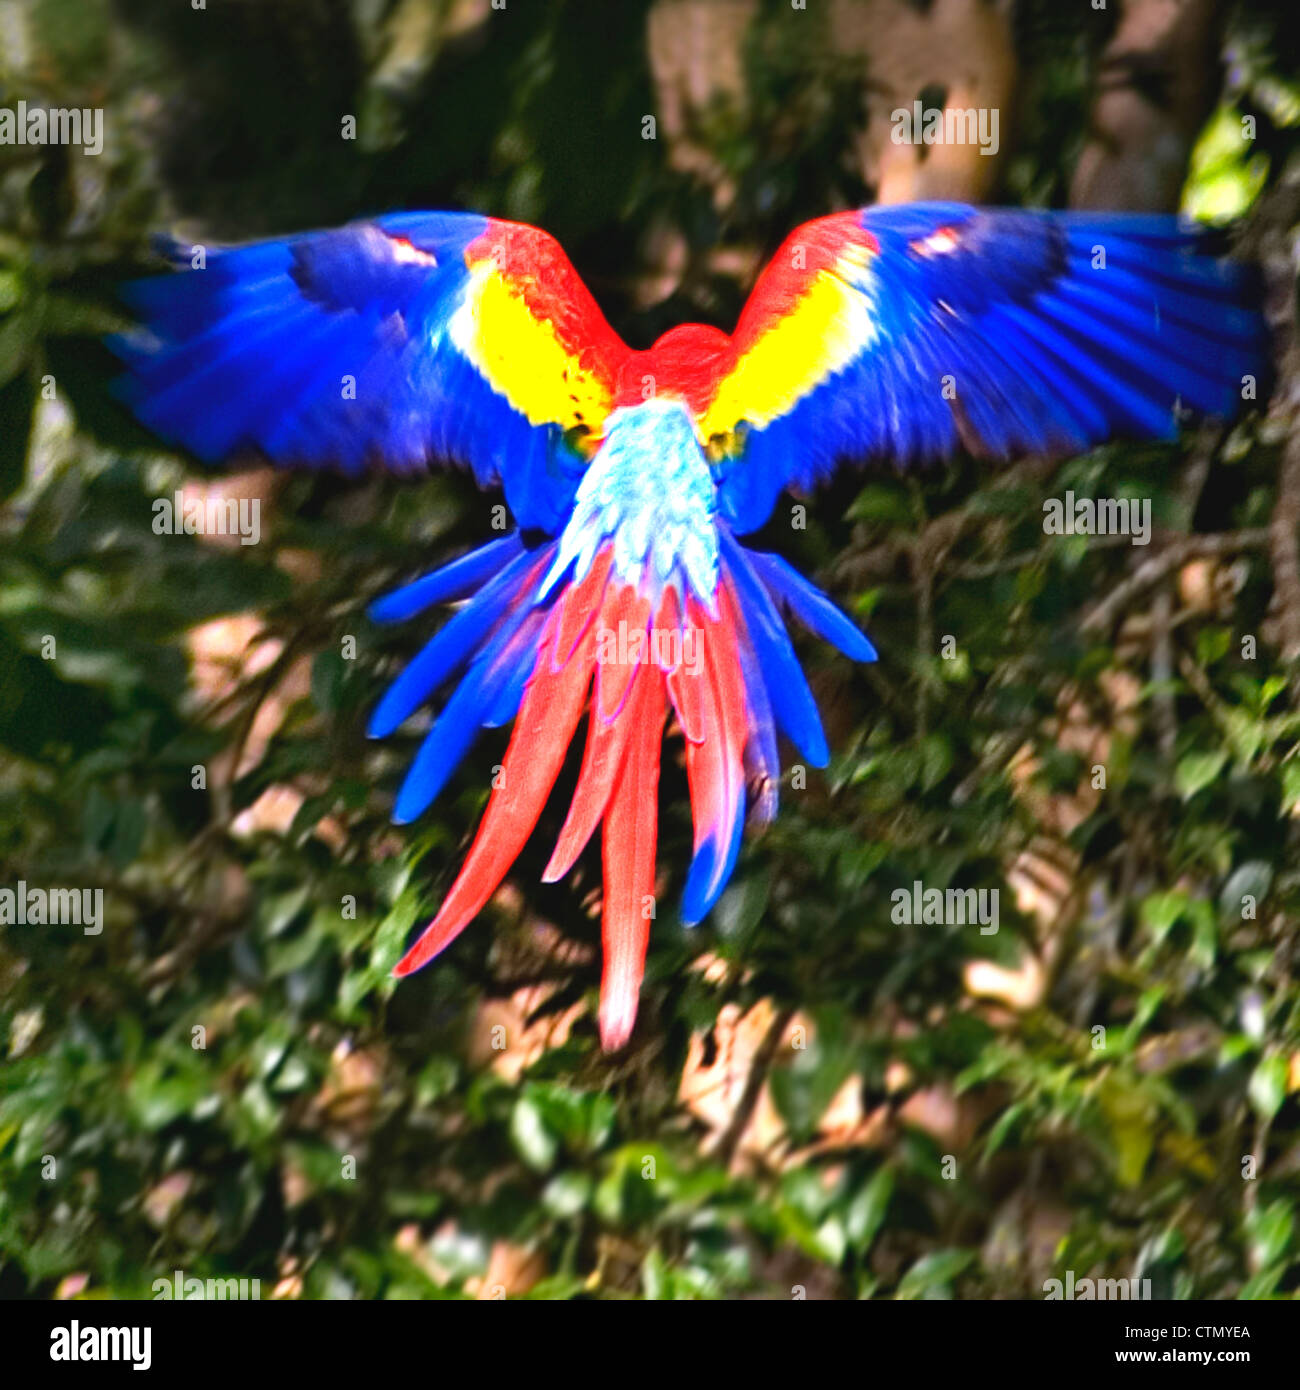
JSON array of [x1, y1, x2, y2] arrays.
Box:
[[111, 212, 631, 533], [701, 202, 1265, 534]]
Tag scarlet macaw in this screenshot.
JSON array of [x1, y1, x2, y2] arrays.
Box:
[[113, 203, 1262, 1047]]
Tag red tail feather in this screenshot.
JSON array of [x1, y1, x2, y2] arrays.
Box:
[[595, 585, 651, 721], [393, 590, 598, 976], [661, 587, 705, 744], [394, 551, 751, 1050], [552, 548, 611, 668], [544, 582, 651, 881], [599, 660, 665, 1049], [713, 588, 749, 771], [682, 592, 747, 867]]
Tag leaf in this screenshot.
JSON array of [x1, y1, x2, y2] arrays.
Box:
[[896, 1249, 975, 1300], [0, 310, 36, 391], [510, 1094, 558, 1172], [1098, 1078, 1155, 1189], [108, 798, 146, 869], [525, 1083, 615, 1155], [1237, 1265, 1286, 1301], [594, 1146, 669, 1227], [1282, 760, 1300, 815], [338, 888, 419, 1013], [845, 1166, 894, 1251], [711, 868, 770, 943], [1195, 627, 1231, 666], [984, 1100, 1028, 1156], [1175, 749, 1227, 800], [0, 369, 35, 501], [1245, 1199, 1294, 1270], [1141, 892, 1188, 942], [311, 648, 347, 715], [542, 1172, 591, 1219], [261, 886, 312, 937], [1118, 987, 1167, 1053], [1219, 861, 1273, 919], [1248, 1054, 1288, 1121], [846, 482, 912, 526]]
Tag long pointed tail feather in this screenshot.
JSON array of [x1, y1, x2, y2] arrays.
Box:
[[680, 590, 749, 923], [599, 663, 665, 1050]]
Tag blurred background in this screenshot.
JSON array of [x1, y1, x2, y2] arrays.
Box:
[[1, 0, 1299, 1300]]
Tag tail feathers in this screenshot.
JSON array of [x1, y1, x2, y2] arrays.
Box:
[[543, 662, 639, 882], [662, 586, 705, 743], [598, 665, 665, 1050], [743, 547, 878, 662], [368, 533, 525, 625], [552, 549, 612, 668], [369, 547, 542, 740], [389, 560, 553, 824], [393, 592, 598, 976], [481, 607, 549, 729], [717, 530, 831, 768], [595, 586, 653, 721], [392, 549, 679, 1045], [680, 589, 749, 924], [542, 662, 639, 883], [543, 584, 657, 882], [732, 623, 780, 826], [380, 529, 878, 1050]]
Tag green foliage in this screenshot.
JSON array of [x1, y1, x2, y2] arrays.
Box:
[[1, 0, 1298, 1301]]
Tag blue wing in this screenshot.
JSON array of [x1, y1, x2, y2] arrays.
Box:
[[705, 202, 1267, 534], [111, 212, 631, 534]]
